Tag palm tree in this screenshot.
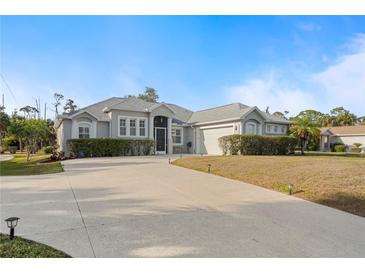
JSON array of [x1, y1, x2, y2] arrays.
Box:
[[290, 117, 320, 155]]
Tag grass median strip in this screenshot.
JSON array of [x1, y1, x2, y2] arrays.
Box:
[[173, 155, 365, 217], [0, 233, 70, 258], [0, 152, 63, 176]]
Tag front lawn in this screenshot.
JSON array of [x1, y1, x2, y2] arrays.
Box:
[[0, 152, 63, 176], [0, 233, 70, 258], [173, 155, 365, 217]]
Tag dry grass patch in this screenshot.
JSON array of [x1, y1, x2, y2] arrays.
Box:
[[173, 155, 365, 217]]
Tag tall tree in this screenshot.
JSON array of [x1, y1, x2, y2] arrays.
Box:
[[53, 92, 64, 116], [19, 105, 39, 118], [329, 107, 357, 126], [128, 87, 159, 102], [64, 99, 78, 113], [293, 110, 326, 127], [289, 116, 320, 155], [138, 87, 159, 102], [0, 106, 10, 147], [8, 118, 51, 161]]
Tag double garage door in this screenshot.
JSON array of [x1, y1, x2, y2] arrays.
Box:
[[200, 126, 233, 155]]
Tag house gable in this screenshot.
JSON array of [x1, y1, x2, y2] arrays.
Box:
[[150, 104, 175, 117]]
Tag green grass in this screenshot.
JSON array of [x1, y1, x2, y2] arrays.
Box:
[[0, 233, 70, 258], [0, 152, 63, 176], [305, 151, 364, 157]]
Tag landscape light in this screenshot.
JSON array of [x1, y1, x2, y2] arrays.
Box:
[[288, 184, 293, 195], [5, 217, 20, 240], [168, 158, 171, 164], [208, 164, 211, 173]]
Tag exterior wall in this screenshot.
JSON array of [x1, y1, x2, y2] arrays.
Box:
[[241, 111, 265, 134], [56, 119, 72, 156], [194, 122, 236, 154], [320, 135, 365, 151], [71, 113, 97, 139], [263, 123, 288, 135], [110, 110, 149, 139], [97, 121, 110, 138], [173, 126, 193, 154], [330, 135, 365, 146]]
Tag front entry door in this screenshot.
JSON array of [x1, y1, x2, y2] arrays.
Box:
[[155, 128, 166, 154]]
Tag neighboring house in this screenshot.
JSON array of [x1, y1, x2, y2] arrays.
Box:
[[55, 97, 291, 156], [319, 125, 365, 152]]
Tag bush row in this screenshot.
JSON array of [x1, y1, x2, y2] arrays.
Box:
[[218, 134, 297, 155], [67, 138, 154, 157]]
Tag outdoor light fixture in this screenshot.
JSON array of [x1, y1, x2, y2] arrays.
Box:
[[288, 184, 293, 195], [168, 158, 171, 164], [5, 217, 20, 240], [208, 164, 211, 173]]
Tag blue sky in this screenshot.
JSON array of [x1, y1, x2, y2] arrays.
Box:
[[1, 16, 364, 117]]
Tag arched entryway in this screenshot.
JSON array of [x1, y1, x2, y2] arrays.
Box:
[[154, 116, 168, 154]]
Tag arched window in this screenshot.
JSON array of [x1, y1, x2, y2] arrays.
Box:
[[78, 123, 91, 139], [245, 122, 257, 134]]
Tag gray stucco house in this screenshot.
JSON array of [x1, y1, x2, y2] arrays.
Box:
[[55, 97, 291, 156]]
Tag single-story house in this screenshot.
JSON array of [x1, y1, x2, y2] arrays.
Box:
[[319, 125, 365, 152], [55, 97, 291, 156]]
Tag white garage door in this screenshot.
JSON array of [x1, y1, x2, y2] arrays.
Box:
[[200, 126, 233, 155]]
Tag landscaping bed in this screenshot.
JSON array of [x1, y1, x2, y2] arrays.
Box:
[[0, 233, 70, 258], [173, 155, 365, 217], [0, 152, 63, 176]]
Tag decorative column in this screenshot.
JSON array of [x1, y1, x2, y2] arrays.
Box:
[[149, 115, 154, 139], [167, 117, 172, 154]]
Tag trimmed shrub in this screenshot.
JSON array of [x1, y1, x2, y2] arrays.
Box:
[[218, 136, 230, 155], [43, 146, 54, 154], [334, 144, 346, 152], [350, 147, 361, 153], [3, 135, 18, 148], [67, 138, 154, 158], [218, 134, 297, 156], [353, 143, 362, 148]]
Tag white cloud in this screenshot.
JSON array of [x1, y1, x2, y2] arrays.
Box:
[[227, 33, 365, 116], [312, 33, 365, 114], [296, 22, 322, 32], [115, 66, 144, 95], [227, 71, 316, 115]]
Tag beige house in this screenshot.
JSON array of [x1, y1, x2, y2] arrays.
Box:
[[319, 125, 365, 152]]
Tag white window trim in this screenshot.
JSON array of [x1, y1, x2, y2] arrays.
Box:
[[172, 126, 183, 145], [119, 117, 128, 136], [118, 115, 148, 138], [139, 118, 147, 137], [129, 118, 137, 137], [266, 123, 286, 134], [72, 120, 97, 139], [78, 122, 91, 139]]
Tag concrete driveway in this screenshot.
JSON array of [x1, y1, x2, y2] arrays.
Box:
[[1, 156, 364, 257]]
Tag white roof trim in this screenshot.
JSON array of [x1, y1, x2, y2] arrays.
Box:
[[149, 103, 176, 114], [68, 110, 99, 120], [329, 133, 365, 137], [190, 117, 241, 126], [240, 107, 267, 121]]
